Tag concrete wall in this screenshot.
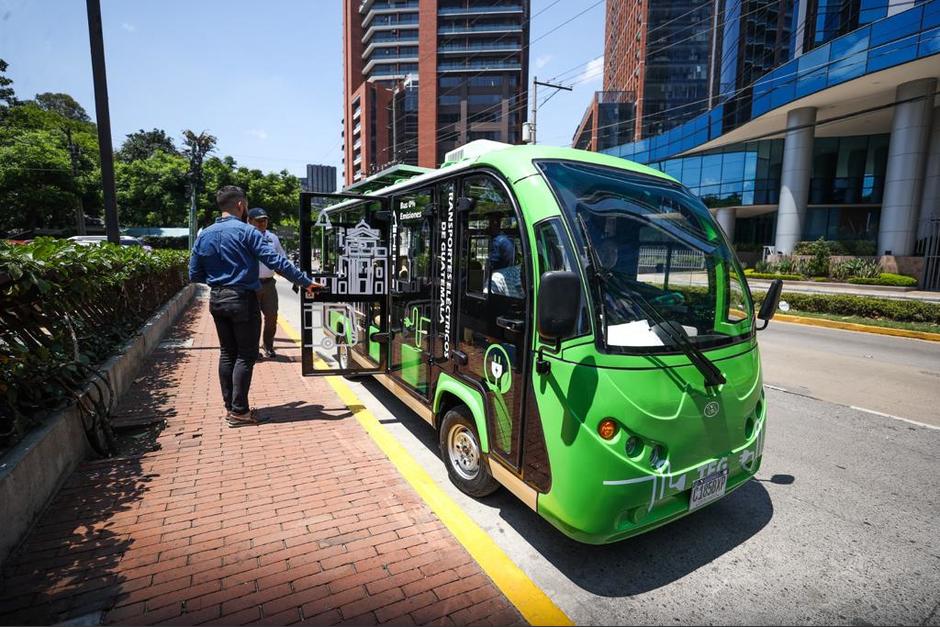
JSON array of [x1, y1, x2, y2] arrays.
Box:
[[0, 283, 196, 567]]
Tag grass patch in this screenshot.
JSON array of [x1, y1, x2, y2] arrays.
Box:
[[780, 309, 940, 334]]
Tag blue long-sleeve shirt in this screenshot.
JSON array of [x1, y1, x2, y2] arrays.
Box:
[[188, 216, 312, 291]]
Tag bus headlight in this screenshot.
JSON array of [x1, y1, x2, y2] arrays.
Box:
[[650, 445, 668, 470], [625, 435, 643, 458]]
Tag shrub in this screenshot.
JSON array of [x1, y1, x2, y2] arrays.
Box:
[[745, 271, 805, 281], [791, 239, 877, 256], [843, 240, 877, 256], [793, 239, 846, 255], [754, 260, 772, 274], [774, 256, 800, 274], [752, 291, 940, 323], [848, 273, 918, 287], [831, 258, 880, 281], [0, 239, 189, 451], [802, 237, 831, 277]]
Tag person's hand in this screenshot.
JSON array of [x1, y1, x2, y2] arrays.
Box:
[[305, 282, 325, 298]]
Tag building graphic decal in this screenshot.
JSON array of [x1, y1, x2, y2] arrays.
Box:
[[330, 219, 388, 296]]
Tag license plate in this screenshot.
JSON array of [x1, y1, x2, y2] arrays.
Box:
[[689, 469, 728, 511]]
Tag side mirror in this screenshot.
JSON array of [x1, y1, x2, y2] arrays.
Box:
[[756, 279, 783, 330], [537, 271, 581, 341]]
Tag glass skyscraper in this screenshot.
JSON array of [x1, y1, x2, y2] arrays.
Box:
[[581, 0, 940, 288]]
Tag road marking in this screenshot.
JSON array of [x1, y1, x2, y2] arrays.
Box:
[[848, 406, 940, 431], [764, 384, 939, 431], [278, 317, 572, 627]]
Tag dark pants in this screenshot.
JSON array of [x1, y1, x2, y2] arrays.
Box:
[[209, 287, 261, 415], [257, 278, 278, 352]]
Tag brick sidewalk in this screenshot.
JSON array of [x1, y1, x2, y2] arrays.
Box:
[[0, 296, 525, 626]]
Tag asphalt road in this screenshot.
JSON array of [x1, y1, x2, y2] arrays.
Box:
[[275, 281, 940, 625], [759, 320, 940, 427]]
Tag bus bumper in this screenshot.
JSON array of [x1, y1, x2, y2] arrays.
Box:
[[536, 414, 767, 545]]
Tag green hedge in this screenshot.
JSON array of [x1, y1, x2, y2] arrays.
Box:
[[792, 239, 878, 256], [745, 270, 806, 281], [754, 291, 940, 324], [0, 239, 189, 451], [847, 273, 918, 287]]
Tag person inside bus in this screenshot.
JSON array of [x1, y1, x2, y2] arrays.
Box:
[[486, 214, 523, 298]]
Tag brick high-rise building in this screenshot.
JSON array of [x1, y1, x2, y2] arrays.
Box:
[[343, 0, 529, 186]]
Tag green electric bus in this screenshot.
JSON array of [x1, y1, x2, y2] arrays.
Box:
[[299, 141, 783, 544]]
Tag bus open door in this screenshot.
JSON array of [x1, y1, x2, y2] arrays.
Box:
[[299, 191, 391, 377]]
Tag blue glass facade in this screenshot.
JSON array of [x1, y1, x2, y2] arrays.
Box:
[[602, 1, 940, 166], [645, 134, 887, 206]]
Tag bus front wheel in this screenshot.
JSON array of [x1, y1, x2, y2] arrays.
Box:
[[440, 406, 499, 498], [336, 343, 368, 381]]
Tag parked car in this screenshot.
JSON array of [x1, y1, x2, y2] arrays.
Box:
[[67, 235, 153, 252]]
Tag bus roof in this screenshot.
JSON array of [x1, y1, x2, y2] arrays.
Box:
[[325, 142, 676, 213]]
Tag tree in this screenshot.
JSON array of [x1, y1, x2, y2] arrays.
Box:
[[0, 88, 100, 234], [34, 92, 90, 122], [0, 59, 16, 108], [181, 130, 216, 242], [115, 151, 189, 226], [0, 129, 81, 232], [116, 128, 179, 162]]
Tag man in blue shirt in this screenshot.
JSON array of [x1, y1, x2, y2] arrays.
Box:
[[189, 186, 320, 426]]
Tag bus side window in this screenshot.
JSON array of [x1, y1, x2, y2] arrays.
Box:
[[463, 179, 525, 301]]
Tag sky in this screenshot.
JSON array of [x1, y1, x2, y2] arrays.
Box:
[[0, 0, 606, 184]]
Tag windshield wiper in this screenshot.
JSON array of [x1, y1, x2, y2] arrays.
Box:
[[608, 273, 726, 387], [574, 215, 725, 388], [575, 214, 609, 350]]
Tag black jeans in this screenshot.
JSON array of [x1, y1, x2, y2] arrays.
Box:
[[209, 287, 261, 415], [257, 278, 278, 352]]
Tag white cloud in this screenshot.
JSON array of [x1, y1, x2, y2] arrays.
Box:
[[246, 129, 269, 141], [121, 22, 136, 32], [579, 55, 604, 84], [535, 54, 553, 69]]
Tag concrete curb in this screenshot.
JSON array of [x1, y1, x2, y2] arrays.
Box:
[[775, 313, 940, 342], [0, 283, 197, 568]]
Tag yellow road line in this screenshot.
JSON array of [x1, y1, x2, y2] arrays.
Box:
[[774, 313, 940, 342], [278, 316, 572, 627]]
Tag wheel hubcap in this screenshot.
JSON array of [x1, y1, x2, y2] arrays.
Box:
[[448, 425, 480, 481]]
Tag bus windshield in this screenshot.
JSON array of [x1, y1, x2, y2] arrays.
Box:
[[537, 160, 754, 353]]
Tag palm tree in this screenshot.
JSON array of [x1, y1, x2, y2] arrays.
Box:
[[181, 130, 216, 248]]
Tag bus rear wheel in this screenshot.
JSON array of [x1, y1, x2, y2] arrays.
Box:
[[439, 406, 499, 498]]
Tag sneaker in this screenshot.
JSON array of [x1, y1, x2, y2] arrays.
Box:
[[226, 409, 268, 427], [263, 348, 277, 359]]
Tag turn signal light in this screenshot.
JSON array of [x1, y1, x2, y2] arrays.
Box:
[[598, 419, 618, 440]]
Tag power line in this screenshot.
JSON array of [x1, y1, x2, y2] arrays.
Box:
[[379, 0, 606, 159], [542, 26, 931, 144]]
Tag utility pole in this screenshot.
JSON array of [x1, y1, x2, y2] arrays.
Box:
[[526, 76, 572, 144], [64, 128, 86, 235], [85, 0, 119, 244]]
